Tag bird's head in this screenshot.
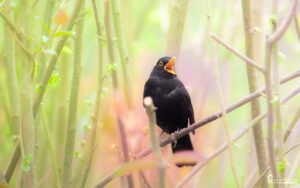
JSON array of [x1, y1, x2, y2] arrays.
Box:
[[151, 56, 177, 77]]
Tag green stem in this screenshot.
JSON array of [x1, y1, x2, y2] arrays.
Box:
[[166, 0, 190, 57], [80, 0, 104, 187], [241, 1, 268, 187], [111, 0, 133, 109], [62, 3, 85, 187]]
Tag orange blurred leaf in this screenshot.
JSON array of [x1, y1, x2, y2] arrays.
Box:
[[55, 9, 68, 25], [114, 160, 159, 177]]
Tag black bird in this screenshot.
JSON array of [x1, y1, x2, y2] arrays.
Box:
[[143, 56, 195, 167]]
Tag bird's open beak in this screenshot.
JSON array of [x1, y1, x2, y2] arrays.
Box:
[[164, 56, 176, 75]]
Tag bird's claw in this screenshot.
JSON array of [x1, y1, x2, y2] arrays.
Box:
[[171, 129, 180, 148]]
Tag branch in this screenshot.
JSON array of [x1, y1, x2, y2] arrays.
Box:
[[4, 143, 21, 182], [0, 11, 24, 40], [33, 0, 85, 116], [294, 14, 300, 41], [166, 0, 190, 56], [111, 0, 133, 108], [95, 69, 300, 187], [144, 97, 165, 188], [80, 0, 104, 187], [284, 104, 300, 142], [267, 0, 298, 45], [241, 0, 268, 186], [210, 33, 265, 73], [175, 86, 300, 187], [62, 3, 85, 187]]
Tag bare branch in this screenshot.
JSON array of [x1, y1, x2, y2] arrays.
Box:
[[144, 97, 165, 188], [210, 33, 265, 73], [267, 0, 298, 45]]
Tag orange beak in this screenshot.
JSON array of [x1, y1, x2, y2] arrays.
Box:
[[164, 57, 176, 75]]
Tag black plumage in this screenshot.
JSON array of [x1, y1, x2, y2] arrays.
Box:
[[143, 56, 195, 167]]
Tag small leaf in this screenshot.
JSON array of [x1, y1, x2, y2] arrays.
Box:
[[39, 19, 51, 35], [277, 162, 285, 173], [270, 95, 279, 106], [74, 151, 83, 159], [55, 9, 69, 25], [269, 14, 277, 24], [253, 27, 263, 33], [49, 73, 60, 86], [278, 52, 286, 65], [22, 154, 33, 172], [35, 84, 42, 93], [53, 31, 74, 37], [114, 160, 159, 177], [62, 46, 72, 54], [106, 63, 118, 72]]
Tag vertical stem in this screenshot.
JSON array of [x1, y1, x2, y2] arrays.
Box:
[[104, 1, 133, 187], [104, 0, 119, 90], [144, 97, 165, 188], [241, 0, 269, 187], [111, 0, 133, 109], [62, 3, 85, 187], [3, 2, 21, 134], [265, 44, 279, 185], [166, 0, 190, 57], [80, 0, 104, 187], [271, 0, 285, 179]]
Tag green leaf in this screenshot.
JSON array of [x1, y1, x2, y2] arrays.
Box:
[[35, 84, 42, 93], [114, 160, 159, 177], [253, 27, 262, 33], [54, 31, 74, 37], [38, 19, 51, 35], [277, 162, 285, 173], [74, 151, 83, 159], [270, 95, 279, 106], [278, 52, 286, 65], [269, 14, 278, 25], [22, 154, 33, 172], [62, 46, 72, 54], [49, 73, 60, 87], [106, 63, 118, 72]]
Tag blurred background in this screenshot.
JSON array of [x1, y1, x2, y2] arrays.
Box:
[[1, 0, 300, 187]]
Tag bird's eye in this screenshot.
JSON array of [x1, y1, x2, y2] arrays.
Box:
[[158, 61, 163, 66]]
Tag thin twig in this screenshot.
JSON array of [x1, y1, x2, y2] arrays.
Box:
[[284, 105, 300, 142], [267, 0, 298, 45], [210, 33, 265, 73], [212, 36, 240, 187], [4, 143, 21, 183]]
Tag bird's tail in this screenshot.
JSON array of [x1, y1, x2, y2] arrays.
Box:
[[171, 134, 196, 167]]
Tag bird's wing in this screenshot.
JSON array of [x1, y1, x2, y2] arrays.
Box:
[[143, 77, 158, 100], [168, 84, 195, 133]]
